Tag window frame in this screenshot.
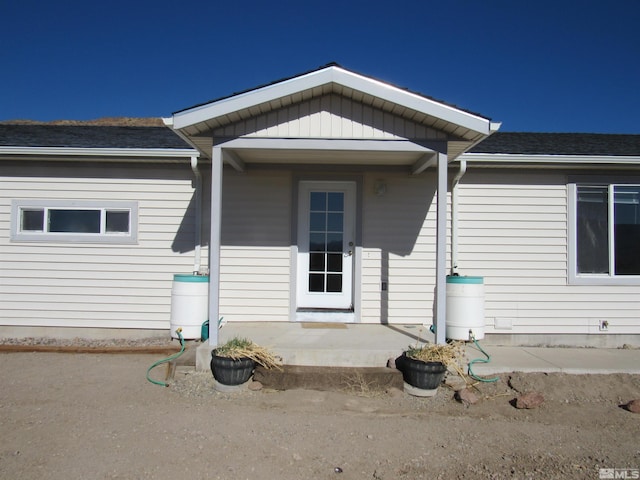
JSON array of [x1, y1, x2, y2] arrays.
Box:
[[568, 177, 640, 285], [10, 199, 138, 244]]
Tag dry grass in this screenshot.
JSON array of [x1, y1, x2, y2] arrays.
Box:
[[214, 337, 283, 370], [406, 341, 466, 373], [340, 372, 387, 397]]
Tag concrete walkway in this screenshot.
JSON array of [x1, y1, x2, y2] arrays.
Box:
[[193, 322, 640, 374]]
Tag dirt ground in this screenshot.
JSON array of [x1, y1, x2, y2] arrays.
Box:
[[1, 352, 639, 480]]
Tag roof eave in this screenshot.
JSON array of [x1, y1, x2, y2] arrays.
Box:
[[460, 152, 640, 165], [0, 146, 199, 161]]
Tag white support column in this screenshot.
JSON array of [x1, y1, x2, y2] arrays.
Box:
[[208, 146, 223, 346], [435, 151, 447, 344]]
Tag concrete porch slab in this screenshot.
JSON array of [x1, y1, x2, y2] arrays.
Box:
[[195, 322, 433, 371]]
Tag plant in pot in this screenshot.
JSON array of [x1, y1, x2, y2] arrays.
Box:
[[396, 341, 465, 395], [210, 336, 282, 386]]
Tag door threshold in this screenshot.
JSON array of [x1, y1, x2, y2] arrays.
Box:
[[295, 310, 356, 323]]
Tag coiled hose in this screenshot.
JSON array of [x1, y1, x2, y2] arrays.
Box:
[[146, 329, 186, 387], [467, 335, 499, 383]]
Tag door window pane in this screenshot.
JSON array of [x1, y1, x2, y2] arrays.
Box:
[[327, 254, 342, 272], [327, 213, 343, 232], [614, 186, 640, 275], [576, 186, 609, 274], [309, 253, 325, 272], [327, 192, 343, 211], [309, 274, 324, 292], [326, 233, 343, 252], [310, 192, 326, 211], [310, 212, 326, 231], [309, 233, 325, 252], [327, 274, 342, 292]]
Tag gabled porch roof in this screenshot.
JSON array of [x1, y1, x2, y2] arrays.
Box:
[[169, 64, 500, 164]]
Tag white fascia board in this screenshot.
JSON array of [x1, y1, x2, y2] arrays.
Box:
[[332, 68, 492, 135], [0, 146, 199, 159], [219, 137, 434, 153], [173, 68, 335, 130], [460, 153, 640, 165], [173, 66, 493, 135]]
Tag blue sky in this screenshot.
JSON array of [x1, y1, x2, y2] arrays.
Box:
[[1, 0, 639, 133]]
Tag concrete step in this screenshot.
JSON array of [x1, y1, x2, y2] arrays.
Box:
[[253, 365, 404, 391]]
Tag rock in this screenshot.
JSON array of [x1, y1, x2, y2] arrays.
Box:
[[445, 375, 467, 391], [386, 387, 404, 398], [623, 398, 640, 413], [455, 388, 479, 406], [515, 392, 545, 409], [248, 380, 263, 391]]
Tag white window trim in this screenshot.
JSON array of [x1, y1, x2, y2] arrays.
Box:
[[568, 180, 640, 285], [10, 199, 138, 244]]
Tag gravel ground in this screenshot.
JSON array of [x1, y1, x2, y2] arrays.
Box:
[[0, 336, 175, 348], [1, 350, 639, 480]]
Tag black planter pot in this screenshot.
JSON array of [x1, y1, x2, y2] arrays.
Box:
[[396, 353, 447, 390], [210, 351, 256, 385]]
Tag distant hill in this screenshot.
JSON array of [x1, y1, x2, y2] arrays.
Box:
[[0, 117, 165, 127]]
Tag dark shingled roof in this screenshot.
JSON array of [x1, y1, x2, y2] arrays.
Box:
[[471, 132, 640, 156], [0, 125, 191, 149]]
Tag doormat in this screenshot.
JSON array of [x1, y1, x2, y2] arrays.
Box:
[[301, 323, 348, 329]]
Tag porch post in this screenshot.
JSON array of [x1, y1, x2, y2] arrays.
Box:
[[208, 146, 223, 346], [435, 151, 447, 344]]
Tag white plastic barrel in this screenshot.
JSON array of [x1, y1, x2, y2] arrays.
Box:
[[170, 274, 209, 340], [446, 276, 485, 341]]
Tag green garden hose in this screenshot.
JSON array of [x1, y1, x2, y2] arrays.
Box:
[[146, 329, 185, 387], [467, 336, 500, 383]]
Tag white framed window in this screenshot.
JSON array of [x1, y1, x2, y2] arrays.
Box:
[[11, 199, 138, 244], [568, 180, 640, 284]]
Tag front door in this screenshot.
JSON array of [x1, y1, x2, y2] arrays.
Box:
[[297, 181, 356, 310]]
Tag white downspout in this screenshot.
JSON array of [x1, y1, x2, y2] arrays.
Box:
[[190, 155, 202, 274], [451, 159, 467, 275]]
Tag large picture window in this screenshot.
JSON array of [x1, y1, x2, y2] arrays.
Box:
[[11, 200, 138, 244], [570, 182, 640, 284]]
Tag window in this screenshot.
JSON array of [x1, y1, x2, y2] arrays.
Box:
[[570, 182, 640, 284], [11, 200, 138, 244]]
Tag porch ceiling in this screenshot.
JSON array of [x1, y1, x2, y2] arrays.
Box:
[[227, 148, 423, 166]]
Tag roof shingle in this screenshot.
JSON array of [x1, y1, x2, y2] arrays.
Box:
[[471, 132, 640, 156], [0, 125, 190, 149]]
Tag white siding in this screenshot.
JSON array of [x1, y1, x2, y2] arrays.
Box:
[[219, 169, 292, 321], [213, 93, 448, 141], [458, 170, 640, 335], [0, 162, 203, 330], [361, 171, 438, 324]]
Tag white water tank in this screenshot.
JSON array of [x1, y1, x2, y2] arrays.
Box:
[[170, 274, 209, 340], [446, 276, 485, 341]]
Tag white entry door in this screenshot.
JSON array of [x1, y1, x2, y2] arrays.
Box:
[[297, 181, 356, 310]]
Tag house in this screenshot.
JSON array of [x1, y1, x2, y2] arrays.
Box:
[[1, 64, 639, 349]]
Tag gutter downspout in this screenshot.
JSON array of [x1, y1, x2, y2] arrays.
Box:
[[162, 118, 204, 275], [190, 155, 202, 274], [451, 159, 467, 275]]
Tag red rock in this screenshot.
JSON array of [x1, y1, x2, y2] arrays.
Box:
[[455, 388, 479, 406], [248, 380, 263, 391], [624, 398, 640, 413], [515, 392, 545, 409]]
